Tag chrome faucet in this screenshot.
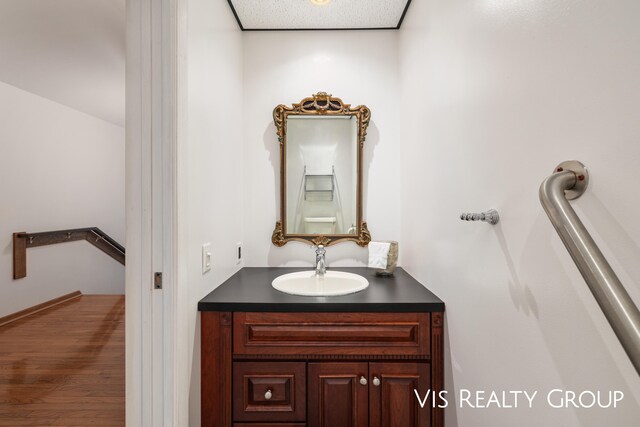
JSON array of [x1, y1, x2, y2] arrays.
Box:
[[315, 245, 326, 277]]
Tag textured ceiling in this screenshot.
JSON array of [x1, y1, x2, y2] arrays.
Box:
[[0, 0, 125, 127], [229, 0, 411, 30]]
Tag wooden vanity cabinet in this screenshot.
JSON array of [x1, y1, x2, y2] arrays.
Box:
[[202, 311, 444, 427]]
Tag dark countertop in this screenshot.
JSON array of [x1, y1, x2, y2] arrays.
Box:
[[198, 267, 444, 312]]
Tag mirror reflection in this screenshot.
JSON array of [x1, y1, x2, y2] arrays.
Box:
[[286, 116, 358, 235]]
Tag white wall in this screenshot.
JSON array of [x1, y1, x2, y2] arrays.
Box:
[[0, 81, 125, 318], [242, 31, 401, 267], [185, 0, 243, 425], [0, 0, 125, 126], [399, 1, 640, 426]]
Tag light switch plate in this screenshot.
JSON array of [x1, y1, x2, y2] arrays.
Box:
[[202, 243, 212, 274], [236, 242, 242, 265]]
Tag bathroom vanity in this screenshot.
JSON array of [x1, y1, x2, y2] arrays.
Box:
[[198, 267, 445, 427]]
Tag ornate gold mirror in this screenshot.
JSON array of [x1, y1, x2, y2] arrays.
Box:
[[272, 92, 371, 247]]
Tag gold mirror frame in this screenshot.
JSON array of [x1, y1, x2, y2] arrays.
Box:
[[271, 92, 371, 247]]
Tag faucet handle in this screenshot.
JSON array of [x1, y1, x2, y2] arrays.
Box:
[[315, 244, 326, 255]]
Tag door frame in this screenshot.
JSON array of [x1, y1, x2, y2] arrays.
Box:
[[126, 0, 188, 425]]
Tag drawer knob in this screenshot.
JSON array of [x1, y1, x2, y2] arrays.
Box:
[[264, 389, 273, 400], [359, 376, 367, 386], [372, 377, 381, 387]]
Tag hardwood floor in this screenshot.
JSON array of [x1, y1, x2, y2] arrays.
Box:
[[0, 295, 125, 426]]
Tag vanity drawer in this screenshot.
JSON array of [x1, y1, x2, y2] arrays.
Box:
[[233, 312, 430, 357], [233, 362, 306, 422]]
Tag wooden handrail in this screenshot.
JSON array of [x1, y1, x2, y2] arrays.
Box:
[[13, 227, 125, 279]]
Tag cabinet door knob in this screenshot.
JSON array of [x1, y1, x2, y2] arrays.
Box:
[[264, 389, 273, 400], [359, 376, 368, 386], [372, 377, 381, 387]]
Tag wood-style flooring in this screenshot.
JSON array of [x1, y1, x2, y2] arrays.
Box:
[[0, 295, 125, 426]]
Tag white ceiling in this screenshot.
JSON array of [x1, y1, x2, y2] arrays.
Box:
[[0, 0, 125, 127], [229, 0, 411, 30]]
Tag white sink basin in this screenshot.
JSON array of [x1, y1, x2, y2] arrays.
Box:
[[272, 271, 369, 297]]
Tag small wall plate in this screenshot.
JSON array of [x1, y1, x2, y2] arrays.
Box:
[[553, 160, 589, 200], [202, 243, 212, 274]]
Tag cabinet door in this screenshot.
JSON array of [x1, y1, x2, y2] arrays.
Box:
[[369, 363, 430, 427], [308, 363, 368, 427]]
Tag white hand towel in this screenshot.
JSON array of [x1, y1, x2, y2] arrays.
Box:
[[368, 241, 391, 269]]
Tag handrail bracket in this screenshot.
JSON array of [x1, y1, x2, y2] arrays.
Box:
[[552, 160, 589, 200]]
